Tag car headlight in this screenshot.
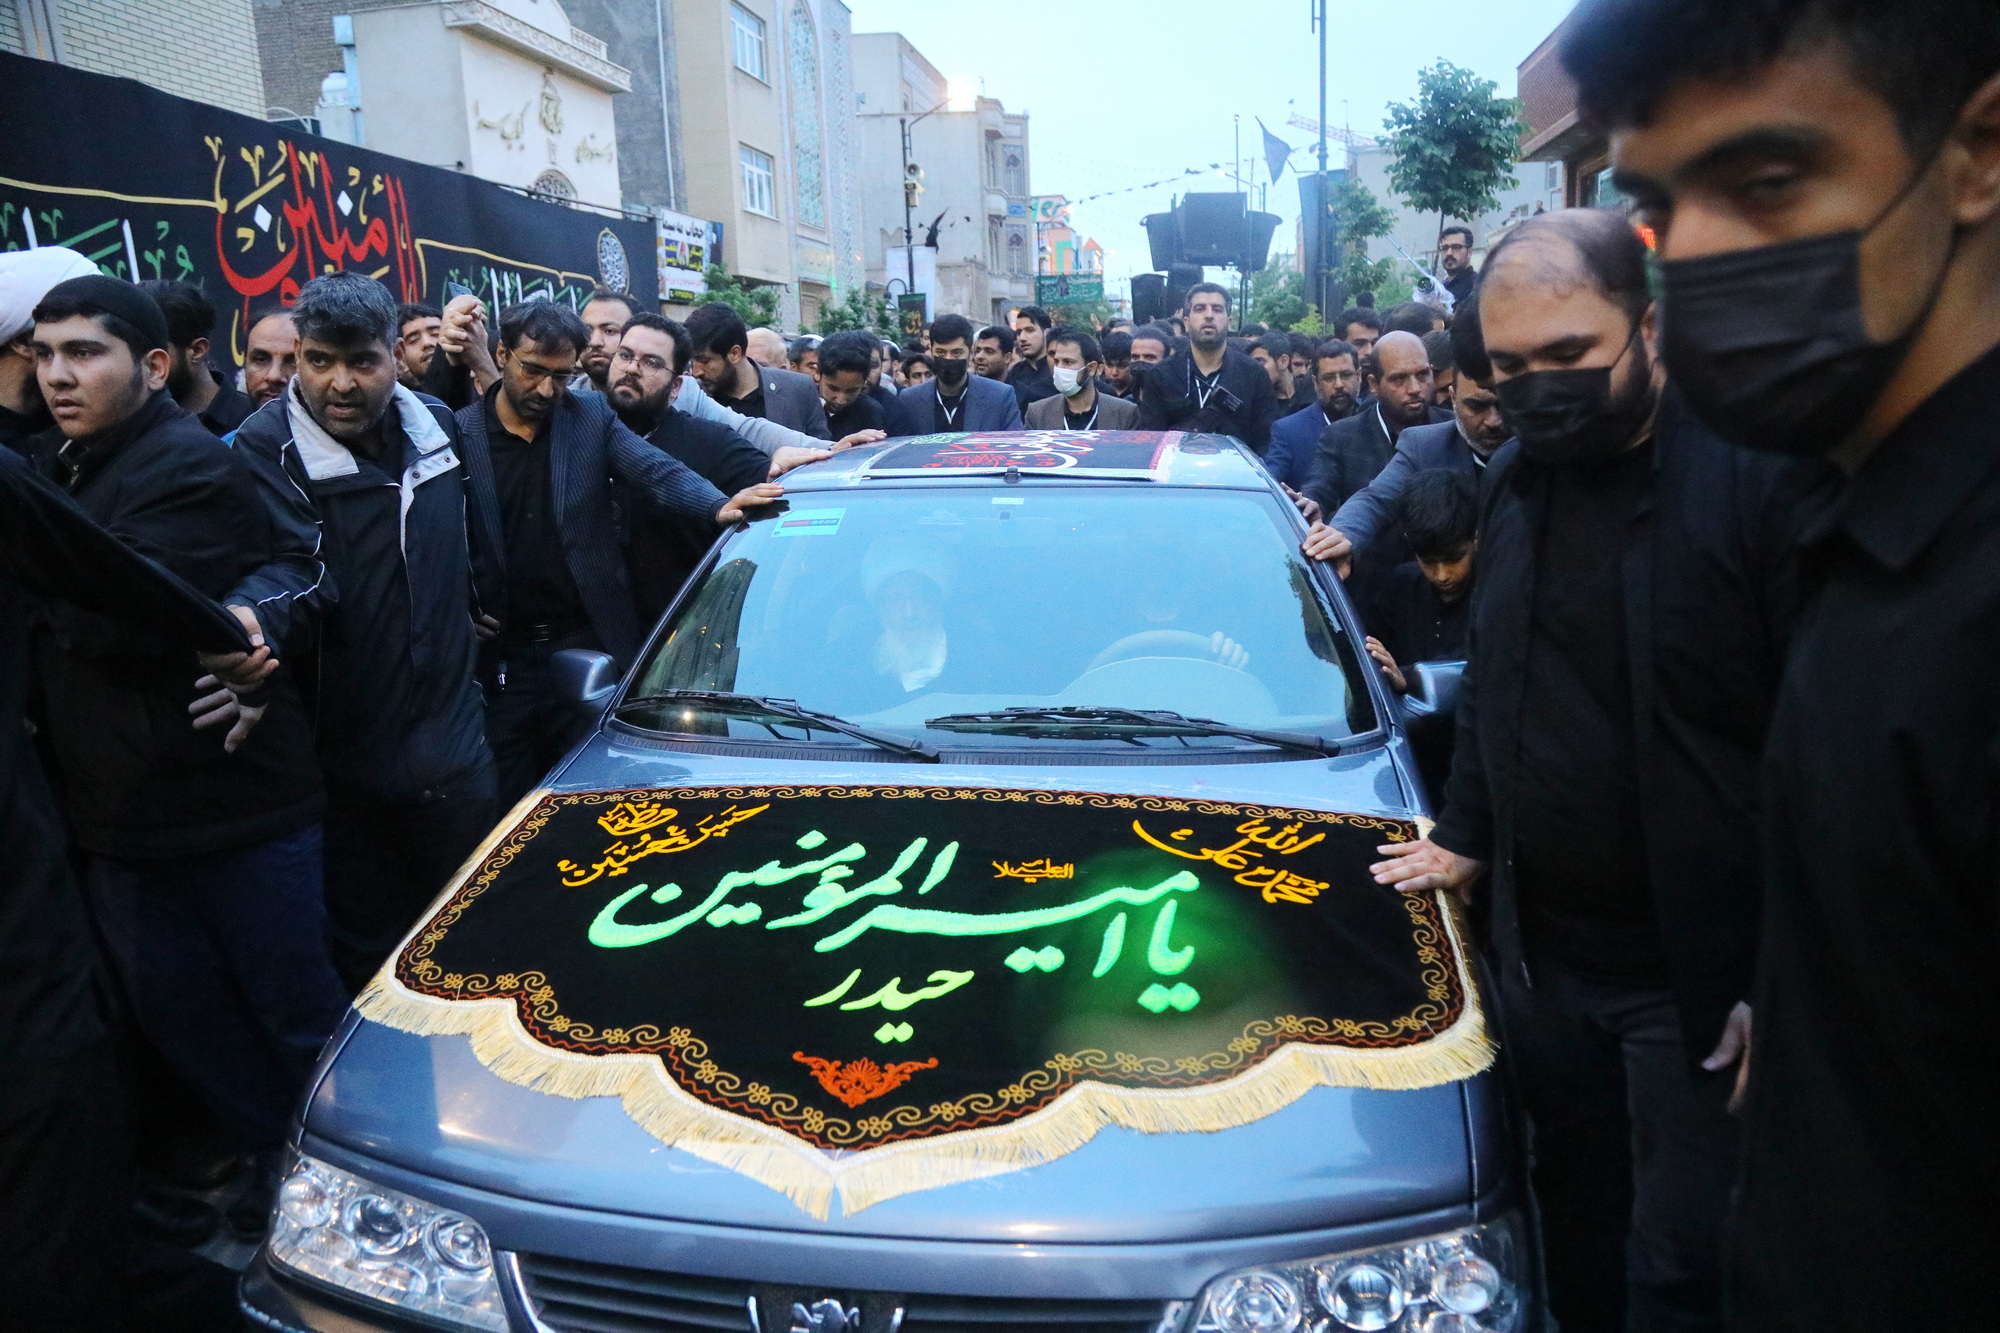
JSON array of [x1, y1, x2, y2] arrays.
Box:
[[1194, 1217, 1527, 1333], [266, 1152, 509, 1331]]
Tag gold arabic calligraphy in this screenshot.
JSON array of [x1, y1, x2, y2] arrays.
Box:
[[559, 803, 769, 886], [1132, 817, 1330, 904], [992, 859, 1074, 883]]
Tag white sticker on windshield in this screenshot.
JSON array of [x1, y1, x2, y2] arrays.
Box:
[[990, 497, 1026, 505], [773, 507, 845, 537]]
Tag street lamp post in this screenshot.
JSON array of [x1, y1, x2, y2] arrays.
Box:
[[1312, 0, 1332, 318], [899, 97, 950, 301]]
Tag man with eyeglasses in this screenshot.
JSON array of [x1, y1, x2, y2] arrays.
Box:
[[1438, 226, 1478, 309], [457, 301, 785, 804], [607, 313, 774, 624], [1263, 338, 1364, 491]]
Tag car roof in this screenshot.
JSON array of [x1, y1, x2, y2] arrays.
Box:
[[779, 430, 1274, 492]]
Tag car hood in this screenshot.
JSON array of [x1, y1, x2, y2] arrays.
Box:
[[309, 740, 1474, 1244], [310, 1019, 1472, 1243]]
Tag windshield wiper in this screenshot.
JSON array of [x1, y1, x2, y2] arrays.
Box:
[[618, 690, 939, 761], [923, 706, 1341, 756]]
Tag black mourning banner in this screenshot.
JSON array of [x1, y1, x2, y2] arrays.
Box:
[[383, 785, 1481, 1171], [0, 52, 655, 364]]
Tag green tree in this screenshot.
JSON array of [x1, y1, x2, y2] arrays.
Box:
[[702, 264, 780, 328], [1330, 176, 1399, 307], [816, 287, 893, 336], [1382, 60, 1526, 243], [1247, 267, 1309, 330]]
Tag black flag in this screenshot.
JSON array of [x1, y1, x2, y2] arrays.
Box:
[[1259, 120, 1294, 184]]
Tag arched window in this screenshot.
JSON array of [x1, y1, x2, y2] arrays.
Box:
[[788, 1, 826, 230], [532, 169, 576, 204]]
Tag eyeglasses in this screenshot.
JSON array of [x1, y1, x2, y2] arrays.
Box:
[[613, 347, 671, 373], [511, 357, 576, 384]]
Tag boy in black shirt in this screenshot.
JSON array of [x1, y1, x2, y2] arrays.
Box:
[[1363, 467, 1474, 691]]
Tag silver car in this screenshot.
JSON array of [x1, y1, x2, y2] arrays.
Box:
[[240, 431, 1535, 1333]]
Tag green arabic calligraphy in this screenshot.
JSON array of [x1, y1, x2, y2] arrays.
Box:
[[764, 838, 959, 929], [1146, 899, 1195, 975], [587, 840, 865, 948], [806, 872, 1201, 952], [1093, 912, 1128, 977]]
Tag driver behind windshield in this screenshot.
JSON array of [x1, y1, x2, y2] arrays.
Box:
[[1088, 540, 1250, 673]]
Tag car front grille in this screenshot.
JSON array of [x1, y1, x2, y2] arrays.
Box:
[[512, 1253, 1181, 1333]]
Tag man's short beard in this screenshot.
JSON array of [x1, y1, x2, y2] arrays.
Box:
[[305, 388, 388, 443], [611, 379, 670, 427], [1384, 397, 1430, 429], [1190, 327, 1225, 351], [165, 349, 198, 400], [502, 379, 552, 422]]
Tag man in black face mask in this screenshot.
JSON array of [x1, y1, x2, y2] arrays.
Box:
[[1562, 4, 2000, 1329], [885, 314, 1023, 434], [1371, 209, 1803, 1333]]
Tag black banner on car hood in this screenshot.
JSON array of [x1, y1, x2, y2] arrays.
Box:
[[359, 784, 1493, 1216]]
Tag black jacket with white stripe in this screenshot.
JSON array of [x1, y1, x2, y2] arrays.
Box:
[[228, 385, 491, 802]]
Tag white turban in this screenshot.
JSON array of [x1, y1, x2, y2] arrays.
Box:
[[861, 533, 957, 605], [0, 247, 99, 345]]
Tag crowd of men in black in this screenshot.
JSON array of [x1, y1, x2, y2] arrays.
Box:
[[0, 0, 1996, 1328]]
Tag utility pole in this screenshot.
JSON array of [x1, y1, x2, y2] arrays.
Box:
[[899, 97, 950, 303], [1314, 0, 1330, 318], [1234, 114, 1246, 325]]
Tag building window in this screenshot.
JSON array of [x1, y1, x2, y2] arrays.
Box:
[[740, 145, 777, 217], [1006, 225, 1029, 277], [731, 3, 767, 80], [787, 0, 826, 229], [1002, 146, 1026, 197], [987, 217, 1004, 270]]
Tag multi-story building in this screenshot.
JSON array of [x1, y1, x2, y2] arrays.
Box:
[[853, 32, 1032, 326], [251, 0, 862, 327], [1517, 8, 1615, 210], [666, 0, 862, 329], [252, 0, 629, 209], [337, 0, 631, 208], [3, 0, 265, 118]]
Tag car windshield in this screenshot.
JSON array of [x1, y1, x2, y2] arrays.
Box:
[[622, 486, 1376, 752]]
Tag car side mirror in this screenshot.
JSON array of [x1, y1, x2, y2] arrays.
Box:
[[1401, 660, 1464, 721], [1398, 660, 1465, 810], [551, 648, 620, 718]]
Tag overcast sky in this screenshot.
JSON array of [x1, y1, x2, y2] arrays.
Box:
[[842, 0, 1580, 301]]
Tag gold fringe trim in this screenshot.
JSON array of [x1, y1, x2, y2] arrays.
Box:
[[355, 884, 1493, 1219]]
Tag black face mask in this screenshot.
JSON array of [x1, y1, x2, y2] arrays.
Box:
[[1495, 334, 1656, 467], [931, 357, 969, 388], [1658, 160, 1955, 458]]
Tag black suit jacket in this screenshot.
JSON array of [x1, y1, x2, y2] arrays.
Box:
[[1304, 404, 1451, 516], [1430, 395, 1803, 1056], [1328, 420, 1491, 554], [626, 408, 769, 623], [456, 389, 730, 667], [1134, 348, 1282, 450]]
